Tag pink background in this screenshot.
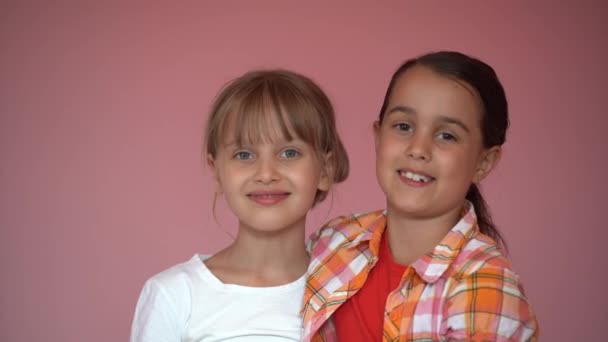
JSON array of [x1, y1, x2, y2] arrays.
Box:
[[1, 2, 606, 341]]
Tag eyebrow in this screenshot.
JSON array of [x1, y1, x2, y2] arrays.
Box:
[[221, 136, 298, 148], [387, 105, 416, 116], [386, 105, 471, 133]]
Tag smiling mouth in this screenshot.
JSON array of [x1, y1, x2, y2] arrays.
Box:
[[247, 192, 290, 205], [398, 170, 434, 183]]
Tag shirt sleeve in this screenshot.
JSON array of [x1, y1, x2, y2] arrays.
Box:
[[129, 278, 184, 342], [444, 266, 539, 342]]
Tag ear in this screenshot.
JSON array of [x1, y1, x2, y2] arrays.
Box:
[[473, 146, 502, 184], [317, 152, 333, 192], [207, 154, 223, 194], [373, 120, 381, 151]]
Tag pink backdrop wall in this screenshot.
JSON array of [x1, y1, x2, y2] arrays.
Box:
[[2, 2, 606, 340]]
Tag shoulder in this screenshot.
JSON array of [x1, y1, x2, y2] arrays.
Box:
[[305, 210, 385, 276], [444, 238, 539, 340], [130, 255, 208, 342], [448, 234, 528, 304], [135, 255, 208, 312], [145, 254, 207, 294], [449, 232, 513, 277], [309, 210, 384, 241]]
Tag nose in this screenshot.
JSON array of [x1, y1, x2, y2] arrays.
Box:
[[254, 156, 281, 184], [406, 133, 431, 161]]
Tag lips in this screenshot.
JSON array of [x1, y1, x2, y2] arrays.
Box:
[[398, 169, 435, 186], [247, 191, 290, 205]]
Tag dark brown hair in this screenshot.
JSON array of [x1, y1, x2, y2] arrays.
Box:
[[379, 51, 509, 250]]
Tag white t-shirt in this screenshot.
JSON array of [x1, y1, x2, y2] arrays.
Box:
[[130, 255, 305, 342]]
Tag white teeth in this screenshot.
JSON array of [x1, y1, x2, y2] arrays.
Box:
[[401, 171, 432, 183]]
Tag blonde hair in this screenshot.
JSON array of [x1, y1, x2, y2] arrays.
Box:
[[204, 69, 349, 204]]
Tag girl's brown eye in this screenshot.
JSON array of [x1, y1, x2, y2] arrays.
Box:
[[393, 123, 412, 131], [438, 132, 457, 141]]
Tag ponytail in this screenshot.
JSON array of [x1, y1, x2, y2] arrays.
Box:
[[466, 184, 507, 252]]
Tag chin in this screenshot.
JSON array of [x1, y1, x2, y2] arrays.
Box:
[[389, 201, 434, 218], [245, 217, 302, 233]]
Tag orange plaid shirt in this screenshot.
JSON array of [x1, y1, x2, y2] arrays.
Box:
[[302, 204, 538, 341]]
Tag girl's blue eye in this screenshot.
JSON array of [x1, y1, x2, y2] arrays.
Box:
[[281, 148, 299, 158], [234, 151, 252, 160]]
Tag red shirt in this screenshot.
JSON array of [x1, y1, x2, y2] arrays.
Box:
[[334, 230, 408, 341]]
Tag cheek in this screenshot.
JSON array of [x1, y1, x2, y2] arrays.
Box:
[[287, 162, 318, 183], [375, 142, 396, 180], [441, 151, 479, 179], [376, 134, 398, 157], [304, 166, 322, 186], [220, 167, 246, 185]]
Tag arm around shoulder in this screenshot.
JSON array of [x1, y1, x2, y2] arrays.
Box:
[[444, 266, 539, 342], [306, 215, 350, 254]]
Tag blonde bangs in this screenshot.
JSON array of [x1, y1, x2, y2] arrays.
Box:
[[214, 78, 324, 154]]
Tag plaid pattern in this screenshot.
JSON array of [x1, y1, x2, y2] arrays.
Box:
[[302, 204, 538, 342]]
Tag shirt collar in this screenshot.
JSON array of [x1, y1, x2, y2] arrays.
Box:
[[346, 210, 387, 257], [411, 201, 478, 283], [346, 202, 479, 284]]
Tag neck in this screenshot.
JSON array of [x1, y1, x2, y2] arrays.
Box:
[[215, 218, 309, 281], [231, 223, 308, 271], [385, 203, 463, 266]]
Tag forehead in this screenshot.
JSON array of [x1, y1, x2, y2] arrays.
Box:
[[388, 66, 483, 122]]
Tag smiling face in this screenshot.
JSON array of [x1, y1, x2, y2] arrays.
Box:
[[374, 65, 500, 223], [209, 115, 330, 235]]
